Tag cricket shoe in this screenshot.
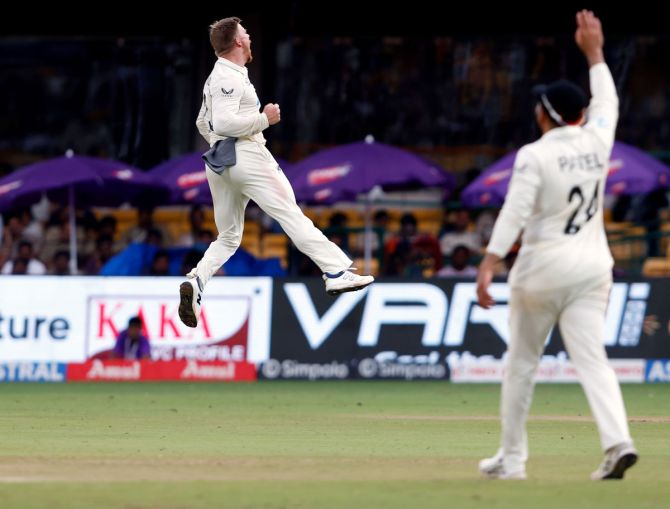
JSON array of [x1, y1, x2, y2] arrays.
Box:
[[479, 449, 527, 480], [178, 274, 203, 328], [323, 269, 374, 296], [591, 443, 638, 480]]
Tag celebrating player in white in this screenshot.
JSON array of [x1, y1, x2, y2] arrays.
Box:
[[178, 17, 373, 328], [476, 11, 637, 480]]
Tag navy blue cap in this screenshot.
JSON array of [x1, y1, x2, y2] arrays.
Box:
[[532, 79, 588, 125]]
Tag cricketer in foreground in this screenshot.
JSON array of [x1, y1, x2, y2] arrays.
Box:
[[476, 10, 637, 480]]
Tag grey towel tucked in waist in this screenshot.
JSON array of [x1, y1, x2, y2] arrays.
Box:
[[202, 137, 238, 174]]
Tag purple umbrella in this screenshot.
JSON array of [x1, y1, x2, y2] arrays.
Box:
[[287, 140, 454, 272], [462, 141, 670, 207], [0, 153, 164, 273], [149, 152, 210, 205], [287, 140, 454, 204], [149, 151, 292, 205]]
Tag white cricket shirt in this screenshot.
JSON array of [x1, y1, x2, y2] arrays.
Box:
[[487, 63, 619, 290], [196, 57, 269, 146]]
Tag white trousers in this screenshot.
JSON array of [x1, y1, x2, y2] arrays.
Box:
[[194, 141, 352, 286], [501, 274, 632, 472]]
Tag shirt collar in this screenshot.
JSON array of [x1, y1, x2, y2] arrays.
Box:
[[217, 57, 248, 76], [541, 125, 582, 140]]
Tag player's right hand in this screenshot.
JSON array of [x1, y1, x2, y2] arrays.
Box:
[[263, 103, 281, 125], [575, 10, 604, 56], [476, 255, 497, 309]]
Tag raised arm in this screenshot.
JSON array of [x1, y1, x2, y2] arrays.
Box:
[[576, 10, 618, 150]]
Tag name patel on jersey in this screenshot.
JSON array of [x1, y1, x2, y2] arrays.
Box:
[[557, 152, 605, 172]]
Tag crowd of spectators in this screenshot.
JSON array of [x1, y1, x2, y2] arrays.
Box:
[[274, 35, 670, 156]]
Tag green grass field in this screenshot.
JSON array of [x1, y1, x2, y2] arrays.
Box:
[[0, 382, 668, 508]]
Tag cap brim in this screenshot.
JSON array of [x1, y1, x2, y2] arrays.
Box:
[[531, 84, 547, 101]]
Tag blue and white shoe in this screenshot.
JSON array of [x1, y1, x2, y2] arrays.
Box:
[[322, 269, 374, 296]]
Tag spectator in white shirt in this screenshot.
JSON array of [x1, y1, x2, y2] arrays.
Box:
[[439, 208, 480, 256], [437, 244, 478, 277], [1, 240, 47, 275]]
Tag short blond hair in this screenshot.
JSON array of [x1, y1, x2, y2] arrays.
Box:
[[209, 17, 241, 55]]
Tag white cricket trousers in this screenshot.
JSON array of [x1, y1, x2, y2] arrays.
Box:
[[194, 140, 352, 286], [501, 274, 632, 473]]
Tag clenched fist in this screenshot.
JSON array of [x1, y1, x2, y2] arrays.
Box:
[[263, 103, 281, 125]]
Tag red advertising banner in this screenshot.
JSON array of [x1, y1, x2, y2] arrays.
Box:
[[66, 360, 257, 382]]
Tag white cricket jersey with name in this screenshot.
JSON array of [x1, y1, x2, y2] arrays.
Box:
[[196, 57, 269, 147], [487, 63, 619, 291]]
